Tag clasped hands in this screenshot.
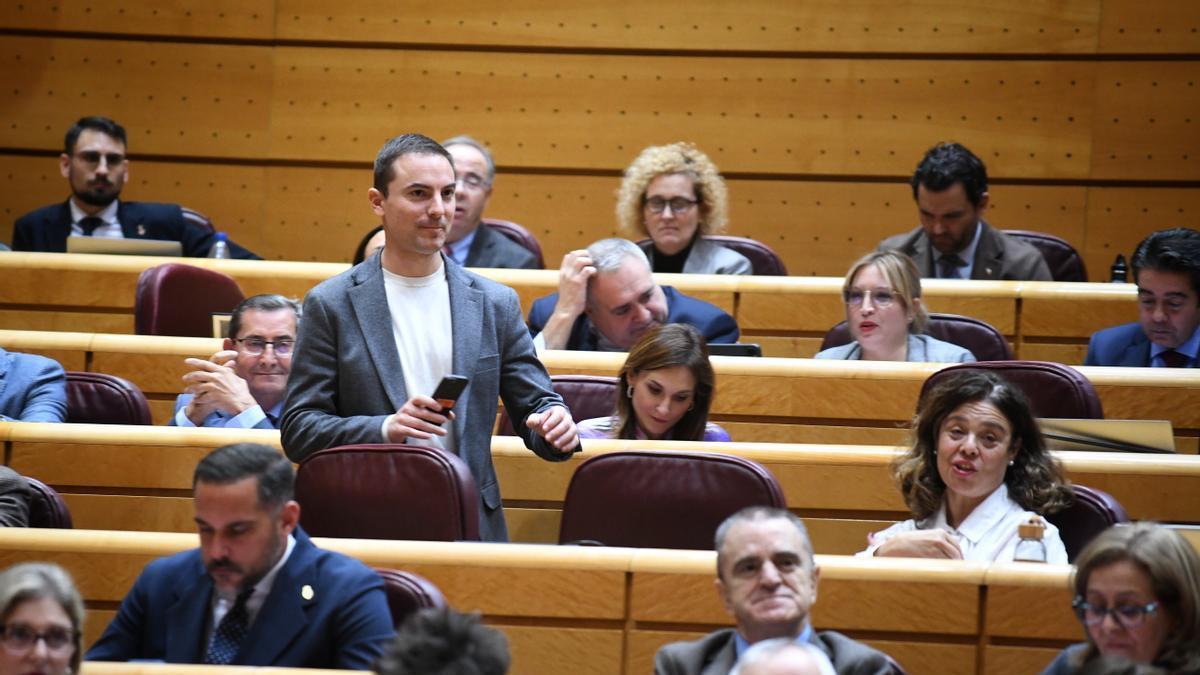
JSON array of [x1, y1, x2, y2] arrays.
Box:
[[181, 350, 257, 425]]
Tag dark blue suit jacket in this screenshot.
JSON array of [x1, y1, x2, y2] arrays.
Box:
[[1085, 321, 1179, 367], [527, 286, 740, 351], [12, 200, 259, 259], [86, 528, 394, 669]]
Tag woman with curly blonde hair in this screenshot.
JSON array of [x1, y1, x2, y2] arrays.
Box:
[[859, 369, 1073, 562], [615, 143, 752, 275]]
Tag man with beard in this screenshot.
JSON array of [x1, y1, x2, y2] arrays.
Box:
[[527, 238, 739, 351], [877, 142, 1050, 281], [440, 135, 540, 269], [11, 116, 258, 258], [169, 295, 300, 429], [87, 442, 393, 668]]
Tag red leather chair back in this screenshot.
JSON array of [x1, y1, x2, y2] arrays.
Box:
[[1003, 230, 1088, 282], [295, 444, 480, 541], [920, 361, 1103, 419], [374, 568, 448, 628], [821, 313, 1012, 361], [482, 219, 545, 269], [135, 263, 245, 337], [496, 375, 618, 436], [25, 477, 72, 529], [702, 235, 788, 276], [1046, 485, 1129, 562], [65, 371, 152, 425], [558, 451, 786, 549]]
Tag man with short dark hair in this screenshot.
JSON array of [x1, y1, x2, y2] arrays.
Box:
[[1086, 227, 1200, 367], [654, 507, 895, 675], [527, 238, 739, 351], [878, 142, 1050, 281], [88, 443, 394, 668], [441, 136, 539, 269], [170, 294, 301, 429], [281, 133, 578, 542], [375, 608, 510, 675], [12, 116, 258, 258]]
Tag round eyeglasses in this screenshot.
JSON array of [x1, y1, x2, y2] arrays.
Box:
[[843, 288, 897, 308], [1072, 596, 1159, 628], [0, 624, 76, 654], [644, 196, 697, 214], [232, 338, 294, 356]]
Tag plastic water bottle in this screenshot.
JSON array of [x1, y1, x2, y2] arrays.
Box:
[[1014, 515, 1048, 563], [1110, 254, 1128, 283], [207, 232, 230, 259]]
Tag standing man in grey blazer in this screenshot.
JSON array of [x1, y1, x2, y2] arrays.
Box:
[[280, 134, 579, 542], [655, 507, 897, 675]]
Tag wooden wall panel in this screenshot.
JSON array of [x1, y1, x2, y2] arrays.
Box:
[[0, 2, 275, 39], [1089, 62, 1200, 180], [275, 1, 1101, 54], [1084, 187, 1200, 278], [1097, 0, 1200, 53]]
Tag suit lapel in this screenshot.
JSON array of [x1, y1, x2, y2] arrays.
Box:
[[973, 222, 1005, 280], [908, 232, 936, 277], [1124, 331, 1153, 367], [165, 566, 213, 663], [447, 262, 482, 443], [348, 257, 407, 410], [117, 202, 149, 240], [238, 532, 315, 665]]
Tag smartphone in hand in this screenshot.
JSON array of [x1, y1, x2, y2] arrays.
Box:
[[430, 375, 469, 412]]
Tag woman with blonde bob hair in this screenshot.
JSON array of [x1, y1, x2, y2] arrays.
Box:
[[860, 369, 1072, 562], [0, 562, 85, 675], [1042, 523, 1200, 674], [615, 142, 752, 275], [817, 250, 975, 362], [577, 323, 729, 442]]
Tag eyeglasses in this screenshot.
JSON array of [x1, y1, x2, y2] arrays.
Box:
[[1072, 597, 1160, 628], [73, 151, 126, 167], [844, 288, 898, 308], [0, 624, 76, 653], [644, 197, 697, 214], [455, 173, 490, 190], [232, 338, 294, 356]]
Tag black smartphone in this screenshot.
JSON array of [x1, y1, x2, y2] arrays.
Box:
[[430, 375, 469, 412]]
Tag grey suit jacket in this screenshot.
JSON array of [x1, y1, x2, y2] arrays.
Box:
[[0, 466, 31, 528], [641, 238, 754, 275], [280, 252, 569, 542], [464, 224, 540, 269], [814, 333, 976, 363], [877, 220, 1051, 281], [654, 627, 897, 675]]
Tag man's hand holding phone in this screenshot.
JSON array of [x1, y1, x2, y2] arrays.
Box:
[[384, 376, 468, 443]]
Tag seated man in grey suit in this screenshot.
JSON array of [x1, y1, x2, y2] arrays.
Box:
[[1086, 227, 1200, 367], [171, 294, 299, 429], [440, 135, 540, 269], [281, 133, 579, 542], [655, 507, 896, 675], [878, 142, 1051, 281]]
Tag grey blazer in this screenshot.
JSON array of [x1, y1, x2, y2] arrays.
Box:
[[280, 252, 569, 541], [642, 238, 753, 275], [654, 627, 897, 675], [464, 224, 540, 269], [814, 333, 976, 363], [877, 220, 1051, 281]]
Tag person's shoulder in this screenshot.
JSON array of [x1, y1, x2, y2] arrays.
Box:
[[878, 227, 923, 252], [814, 629, 898, 672], [577, 416, 618, 439], [477, 226, 540, 268], [814, 342, 857, 360], [664, 286, 726, 315], [915, 334, 975, 362], [1090, 321, 1143, 343], [14, 201, 67, 225], [655, 628, 735, 664]]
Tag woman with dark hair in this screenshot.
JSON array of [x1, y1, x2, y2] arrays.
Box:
[[0, 562, 84, 675], [577, 323, 728, 441], [1042, 522, 1200, 674], [352, 225, 385, 265], [860, 369, 1072, 562]]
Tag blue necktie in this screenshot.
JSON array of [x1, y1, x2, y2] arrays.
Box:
[[204, 588, 252, 665], [937, 254, 966, 279]]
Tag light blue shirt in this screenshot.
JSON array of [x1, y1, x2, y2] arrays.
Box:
[[173, 400, 282, 429], [939, 221, 983, 279], [443, 229, 477, 266], [1149, 323, 1200, 367]]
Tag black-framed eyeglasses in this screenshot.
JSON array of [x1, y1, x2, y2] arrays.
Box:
[[843, 288, 898, 308], [455, 173, 490, 190], [644, 196, 697, 214], [232, 338, 294, 356], [0, 624, 76, 653], [73, 151, 126, 167], [1072, 596, 1159, 628]]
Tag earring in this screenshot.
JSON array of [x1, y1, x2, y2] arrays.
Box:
[[1008, 460, 1015, 467], [626, 385, 634, 398]]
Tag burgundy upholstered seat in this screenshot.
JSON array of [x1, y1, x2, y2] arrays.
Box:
[[1046, 485, 1129, 562], [482, 219, 545, 269], [65, 371, 152, 425], [295, 444, 480, 541], [919, 361, 1103, 419], [374, 568, 448, 628], [558, 450, 786, 549], [821, 313, 1012, 362], [25, 477, 73, 529], [1003, 230, 1088, 282], [135, 263, 245, 337], [496, 375, 619, 436]]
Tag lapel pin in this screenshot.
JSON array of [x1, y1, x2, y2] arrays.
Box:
[[301, 584, 314, 600], [136, 224, 146, 236]]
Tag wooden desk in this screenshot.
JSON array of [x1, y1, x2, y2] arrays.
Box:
[[0, 252, 1141, 361], [4, 424, 1198, 552], [81, 665, 357, 674], [0, 528, 1083, 675]]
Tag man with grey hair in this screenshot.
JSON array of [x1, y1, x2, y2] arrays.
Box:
[[170, 294, 301, 429], [655, 507, 896, 675], [440, 135, 539, 269], [527, 238, 739, 351], [730, 639, 837, 675]]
